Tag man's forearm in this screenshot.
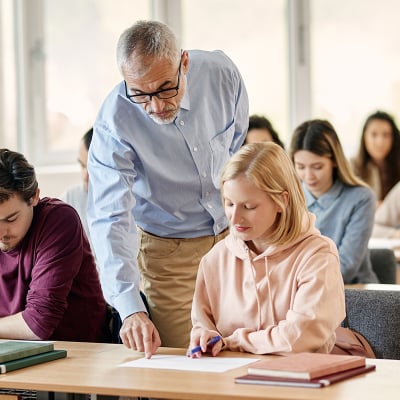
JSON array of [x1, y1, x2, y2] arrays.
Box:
[[0, 312, 41, 340]]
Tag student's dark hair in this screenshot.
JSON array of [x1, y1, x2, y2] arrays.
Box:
[[290, 119, 367, 188], [0, 149, 38, 204], [83, 128, 93, 151], [248, 115, 285, 148], [354, 110, 400, 198]]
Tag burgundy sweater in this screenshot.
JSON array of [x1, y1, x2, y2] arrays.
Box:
[[0, 197, 108, 342]]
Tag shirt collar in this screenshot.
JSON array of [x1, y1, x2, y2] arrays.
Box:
[[179, 75, 190, 111], [304, 179, 344, 208]]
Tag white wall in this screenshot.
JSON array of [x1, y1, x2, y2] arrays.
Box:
[[36, 166, 80, 198]]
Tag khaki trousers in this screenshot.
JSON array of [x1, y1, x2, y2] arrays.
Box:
[[137, 227, 228, 348]]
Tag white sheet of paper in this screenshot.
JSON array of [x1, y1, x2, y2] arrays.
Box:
[[118, 354, 259, 373], [369, 238, 400, 249]]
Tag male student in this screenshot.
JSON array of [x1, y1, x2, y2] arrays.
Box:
[[0, 148, 108, 342]]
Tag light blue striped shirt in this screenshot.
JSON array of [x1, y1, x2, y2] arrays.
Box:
[[304, 179, 378, 283], [87, 50, 249, 319]]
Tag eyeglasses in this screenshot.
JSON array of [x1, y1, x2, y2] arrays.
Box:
[[125, 56, 182, 104]]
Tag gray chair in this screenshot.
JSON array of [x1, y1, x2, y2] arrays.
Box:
[[369, 248, 397, 284], [344, 288, 400, 359]]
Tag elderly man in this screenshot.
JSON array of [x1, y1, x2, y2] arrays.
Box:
[[88, 20, 249, 357]]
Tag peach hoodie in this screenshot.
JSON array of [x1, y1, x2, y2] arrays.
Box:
[[191, 213, 345, 354]]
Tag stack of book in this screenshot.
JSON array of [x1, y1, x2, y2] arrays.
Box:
[[235, 352, 376, 388], [0, 340, 67, 374]]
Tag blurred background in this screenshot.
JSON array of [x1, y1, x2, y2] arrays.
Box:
[[1, 0, 399, 196]]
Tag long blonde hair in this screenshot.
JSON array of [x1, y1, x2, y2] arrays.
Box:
[[221, 142, 309, 246]]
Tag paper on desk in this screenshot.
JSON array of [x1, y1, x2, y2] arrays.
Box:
[[118, 355, 259, 373], [368, 238, 400, 249]]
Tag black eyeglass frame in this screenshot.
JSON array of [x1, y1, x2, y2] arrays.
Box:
[[124, 55, 183, 104]]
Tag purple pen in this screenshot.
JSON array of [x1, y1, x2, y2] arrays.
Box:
[[190, 335, 221, 355]]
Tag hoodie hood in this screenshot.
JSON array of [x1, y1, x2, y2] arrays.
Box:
[[191, 209, 343, 355], [224, 211, 320, 260]]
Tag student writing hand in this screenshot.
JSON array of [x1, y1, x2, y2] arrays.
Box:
[[188, 331, 223, 358], [119, 311, 161, 359]]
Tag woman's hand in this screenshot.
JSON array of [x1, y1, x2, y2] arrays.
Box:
[[187, 330, 223, 358]]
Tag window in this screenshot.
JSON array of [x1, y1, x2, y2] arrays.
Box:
[[0, 0, 17, 150], [7, 0, 150, 166], [181, 0, 289, 145], [310, 0, 400, 157], [3, 0, 400, 171]]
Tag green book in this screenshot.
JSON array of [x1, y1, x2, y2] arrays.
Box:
[[0, 341, 54, 363], [0, 349, 67, 374]]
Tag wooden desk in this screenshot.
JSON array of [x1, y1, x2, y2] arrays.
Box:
[[0, 342, 399, 400], [345, 283, 400, 290]]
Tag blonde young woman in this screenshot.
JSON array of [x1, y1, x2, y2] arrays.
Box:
[[189, 142, 345, 356], [290, 119, 378, 284]]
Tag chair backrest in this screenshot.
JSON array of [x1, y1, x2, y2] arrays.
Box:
[[369, 248, 397, 284], [344, 288, 400, 359]]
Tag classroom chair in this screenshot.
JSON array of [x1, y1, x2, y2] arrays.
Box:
[[344, 288, 400, 359], [369, 248, 397, 284]]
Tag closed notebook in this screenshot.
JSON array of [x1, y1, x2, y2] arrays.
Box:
[[0, 349, 67, 374], [0, 341, 54, 363], [247, 352, 366, 380], [236, 364, 376, 388]]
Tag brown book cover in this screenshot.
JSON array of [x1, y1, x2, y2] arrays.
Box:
[[247, 352, 366, 380], [236, 364, 376, 388]]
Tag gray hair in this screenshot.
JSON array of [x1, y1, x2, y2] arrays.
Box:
[[116, 20, 180, 74]]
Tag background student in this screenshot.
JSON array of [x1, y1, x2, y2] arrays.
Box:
[[290, 119, 378, 284], [245, 114, 285, 148], [189, 142, 345, 356], [87, 20, 249, 357], [351, 110, 400, 207], [0, 148, 108, 342], [61, 127, 92, 241], [60, 127, 151, 342], [372, 180, 400, 238]]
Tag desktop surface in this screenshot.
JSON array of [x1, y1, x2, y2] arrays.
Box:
[[0, 341, 399, 400]]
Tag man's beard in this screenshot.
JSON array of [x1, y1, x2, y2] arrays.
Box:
[[0, 241, 11, 252], [148, 107, 178, 125]]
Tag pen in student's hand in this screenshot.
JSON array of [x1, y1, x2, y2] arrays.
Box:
[[190, 335, 221, 355]]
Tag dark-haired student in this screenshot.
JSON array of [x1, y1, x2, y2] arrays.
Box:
[[61, 127, 93, 244], [351, 110, 400, 207], [0, 148, 108, 342], [290, 119, 378, 284], [245, 114, 285, 148]]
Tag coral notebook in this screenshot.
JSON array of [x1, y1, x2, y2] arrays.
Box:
[[236, 364, 376, 388], [247, 352, 366, 380]]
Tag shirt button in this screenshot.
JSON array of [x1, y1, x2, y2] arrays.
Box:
[[193, 146, 198, 152], [179, 120, 184, 126], [207, 204, 213, 209], [202, 172, 207, 178]]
